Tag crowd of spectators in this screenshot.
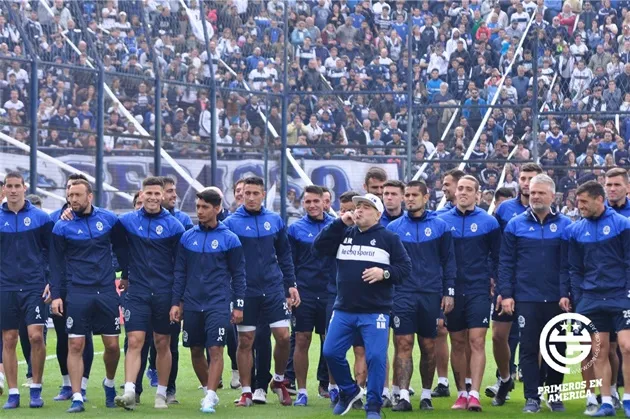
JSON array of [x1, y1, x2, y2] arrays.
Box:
[[2, 0, 630, 211]]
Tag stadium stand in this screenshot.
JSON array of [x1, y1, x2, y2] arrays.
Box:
[[0, 0, 629, 220]]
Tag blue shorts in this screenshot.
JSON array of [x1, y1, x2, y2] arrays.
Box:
[[0, 290, 47, 330], [182, 310, 230, 348], [292, 295, 327, 334], [576, 297, 630, 334], [66, 290, 121, 336], [123, 292, 174, 335], [392, 292, 441, 338], [491, 293, 516, 322], [326, 297, 364, 347], [242, 292, 290, 327], [446, 294, 491, 333]]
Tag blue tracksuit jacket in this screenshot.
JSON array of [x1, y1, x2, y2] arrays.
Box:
[[172, 222, 247, 312], [223, 205, 296, 297], [118, 208, 185, 294], [568, 207, 630, 301], [0, 200, 53, 291], [495, 195, 528, 230], [387, 210, 456, 296], [438, 206, 501, 296], [379, 210, 404, 228], [288, 213, 336, 299], [170, 207, 194, 230], [607, 198, 630, 217], [498, 209, 572, 302]]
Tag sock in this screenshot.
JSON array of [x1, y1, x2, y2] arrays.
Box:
[[72, 392, 83, 402], [400, 389, 410, 402], [9, 388, 19, 395], [103, 378, 115, 388], [62, 375, 71, 387], [623, 393, 630, 401], [391, 385, 400, 395], [242, 386, 252, 394], [298, 388, 307, 396], [458, 390, 468, 398], [469, 390, 480, 400], [81, 377, 88, 390], [124, 382, 136, 394], [422, 388, 432, 400], [157, 385, 167, 397], [465, 378, 472, 385], [438, 377, 449, 386], [500, 376, 510, 383], [602, 396, 613, 406], [273, 373, 284, 382], [30, 383, 42, 389], [0, 372, 4, 380], [587, 393, 598, 405], [328, 384, 339, 391], [203, 386, 208, 395], [382, 387, 390, 398], [232, 370, 239, 378]]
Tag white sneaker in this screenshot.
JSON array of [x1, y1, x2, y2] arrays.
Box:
[[201, 395, 217, 413], [252, 389, 267, 404], [115, 391, 137, 410], [484, 378, 500, 398], [22, 377, 33, 388], [154, 394, 168, 409], [230, 370, 241, 389], [0, 373, 5, 395]]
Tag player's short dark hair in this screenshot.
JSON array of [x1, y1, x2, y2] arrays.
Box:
[[606, 167, 628, 183], [243, 176, 264, 188], [70, 179, 93, 194], [132, 191, 142, 207], [161, 176, 176, 186], [521, 163, 543, 174], [196, 188, 222, 207], [460, 175, 480, 192], [443, 169, 465, 182], [26, 194, 42, 207], [576, 180, 605, 200], [406, 180, 428, 195], [339, 190, 360, 203], [233, 178, 246, 193], [495, 187, 515, 200], [364, 167, 387, 185], [68, 173, 89, 182], [303, 185, 323, 197], [320, 185, 331, 195], [4, 171, 24, 185], [0, 180, 4, 187], [383, 180, 405, 193], [142, 176, 165, 189]]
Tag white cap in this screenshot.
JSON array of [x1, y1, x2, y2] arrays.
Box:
[[352, 193, 384, 214]]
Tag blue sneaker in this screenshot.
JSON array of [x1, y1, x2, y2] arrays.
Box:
[[523, 398, 541, 413], [333, 386, 362, 416], [330, 388, 339, 408], [67, 400, 85, 413], [54, 386, 73, 401], [29, 387, 44, 408], [366, 410, 382, 419], [81, 389, 88, 403], [593, 403, 616, 417], [146, 369, 158, 387], [102, 380, 117, 408], [294, 393, 308, 406], [623, 400, 630, 417], [3, 394, 20, 409]]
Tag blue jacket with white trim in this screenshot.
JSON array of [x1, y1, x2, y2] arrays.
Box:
[[118, 208, 185, 294], [170, 208, 194, 230], [0, 200, 53, 291], [387, 210, 456, 296], [288, 213, 336, 299], [568, 207, 630, 301], [438, 206, 501, 296], [50, 206, 128, 299], [380, 210, 404, 228], [313, 218, 411, 313], [494, 195, 528, 230], [223, 206, 296, 297], [607, 198, 630, 217], [172, 222, 247, 312], [498, 209, 571, 302], [435, 201, 454, 215]]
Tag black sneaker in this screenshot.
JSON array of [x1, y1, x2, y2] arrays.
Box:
[[466, 383, 472, 393], [283, 379, 297, 395], [392, 398, 412, 412], [352, 398, 364, 410], [382, 395, 393, 408], [392, 393, 400, 407], [431, 383, 450, 398], [523, 398, 541, 413], [491, 377, 514, 406], [420, 398, 434, 410]]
